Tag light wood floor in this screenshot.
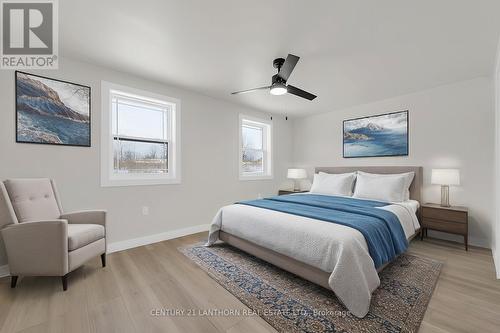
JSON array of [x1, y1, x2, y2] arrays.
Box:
[[0, 233, 499, 333]]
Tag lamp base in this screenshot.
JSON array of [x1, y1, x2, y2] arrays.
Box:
[[293, 180, 301, 192], [440, 185, 450, 207]]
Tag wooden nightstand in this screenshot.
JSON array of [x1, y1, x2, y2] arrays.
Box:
[[278, 190, 308, 196], [420, 203, 469, 250]]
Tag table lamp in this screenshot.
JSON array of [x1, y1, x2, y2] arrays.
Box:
[[431, 169, 460, 207], [287, 168, 307, 192]]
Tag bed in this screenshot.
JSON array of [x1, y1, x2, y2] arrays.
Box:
[[207, 166, 423, 318]]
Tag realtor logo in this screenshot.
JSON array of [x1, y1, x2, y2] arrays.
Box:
[[1, 0, 58, 69]]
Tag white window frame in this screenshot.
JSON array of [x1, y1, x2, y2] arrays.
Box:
[[239, 114, 273, 180], [101, 81, 181, 187]]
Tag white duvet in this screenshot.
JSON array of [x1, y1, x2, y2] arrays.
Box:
[[206, 196, 420, 318]]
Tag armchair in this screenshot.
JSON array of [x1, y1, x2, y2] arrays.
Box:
[[0, 179, 107, 290]]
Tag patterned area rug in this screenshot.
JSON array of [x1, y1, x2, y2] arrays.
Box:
[[179, 243, 442, 333]]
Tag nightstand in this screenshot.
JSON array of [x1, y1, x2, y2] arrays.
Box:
[[278, 190, 308, 195], [420, 203, 469, 250]]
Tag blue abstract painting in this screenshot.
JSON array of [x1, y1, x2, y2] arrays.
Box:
[[16, 71, 91, 147], [343, 111, 408, 158]]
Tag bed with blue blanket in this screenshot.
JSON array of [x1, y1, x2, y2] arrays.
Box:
[[237, 194, 410, 268], [207, 167, 422, 318]]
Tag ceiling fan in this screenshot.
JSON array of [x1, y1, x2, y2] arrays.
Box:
[[231, 54, 317, 101]]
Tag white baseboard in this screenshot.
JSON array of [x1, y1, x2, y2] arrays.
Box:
[[493, 248, 500, 279], [426, 230, 489, 249], [107, 224, 209, 254], [0, 264, 10, 278]]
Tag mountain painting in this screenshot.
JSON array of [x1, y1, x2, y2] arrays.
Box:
[[343, 111, 408, 158], [16, 71, 91, 146]]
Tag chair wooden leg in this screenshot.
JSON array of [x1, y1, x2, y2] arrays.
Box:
[[61, 274, 68, 291], [101, 253, 106, 267], [10, 276, 18, 288]]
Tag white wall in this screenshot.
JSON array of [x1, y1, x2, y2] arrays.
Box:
[[292, 77, 494, 248], [0, 58, 293, 265], [494, 38, 500, 278]]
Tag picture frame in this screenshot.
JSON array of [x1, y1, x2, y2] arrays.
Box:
[[15, 71, 91, 147], [343, 110, 408, 158]]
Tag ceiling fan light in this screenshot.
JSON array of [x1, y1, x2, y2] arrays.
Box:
[[270, 84, 287, 96]]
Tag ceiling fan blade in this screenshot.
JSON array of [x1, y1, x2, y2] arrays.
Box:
[[278, 54, 300, 81], [287, 85, 317, 101], [231, 86, 270, 95]]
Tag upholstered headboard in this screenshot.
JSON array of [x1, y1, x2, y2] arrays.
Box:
[[314, 166, 423, 203]]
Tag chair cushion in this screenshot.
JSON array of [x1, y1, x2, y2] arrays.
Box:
[[67, 224, 105, 251], [4, 179, 61, 223]]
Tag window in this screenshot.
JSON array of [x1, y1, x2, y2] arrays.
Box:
[[101, 82, 181, 186], [239, 115, 272, 180]]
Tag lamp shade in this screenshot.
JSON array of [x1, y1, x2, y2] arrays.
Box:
[[431, 169, 460, 186], [287, 168, 307, 179]]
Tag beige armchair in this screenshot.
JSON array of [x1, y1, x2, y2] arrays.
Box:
[[0, 178, 106, 291]]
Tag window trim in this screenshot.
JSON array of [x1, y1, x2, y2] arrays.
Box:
[[239, 114, 273, 181], [101, 81, 181, 187]]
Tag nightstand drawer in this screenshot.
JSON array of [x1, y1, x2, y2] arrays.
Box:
[[422, 207, 467, 223], [422, 218, 467, 235]]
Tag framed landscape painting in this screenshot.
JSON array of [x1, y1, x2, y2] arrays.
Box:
[[343, 110, 408, 158], [16, 71, 91, 147]]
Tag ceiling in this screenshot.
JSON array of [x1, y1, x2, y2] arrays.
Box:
[[60, 0, 500, 116]]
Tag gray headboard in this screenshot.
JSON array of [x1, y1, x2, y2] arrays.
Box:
[[314, 166, 423, 203]]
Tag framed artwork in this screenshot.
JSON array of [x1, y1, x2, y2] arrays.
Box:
[[16, 71, 91, 147], [343, 110, 408, 158]]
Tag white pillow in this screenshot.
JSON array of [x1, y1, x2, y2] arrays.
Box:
[[353, 171, 413, 202], [357, 171, 415, 200], [310, 172, 357, 196]]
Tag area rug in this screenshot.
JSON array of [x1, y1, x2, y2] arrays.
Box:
[[179, 243, 442, 333]]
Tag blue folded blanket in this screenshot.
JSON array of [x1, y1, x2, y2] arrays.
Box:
[[237, 194, 408, 268]]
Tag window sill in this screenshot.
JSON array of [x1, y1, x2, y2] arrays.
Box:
[[101, 177, 181, 187], [239, 175, 273, 181]]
